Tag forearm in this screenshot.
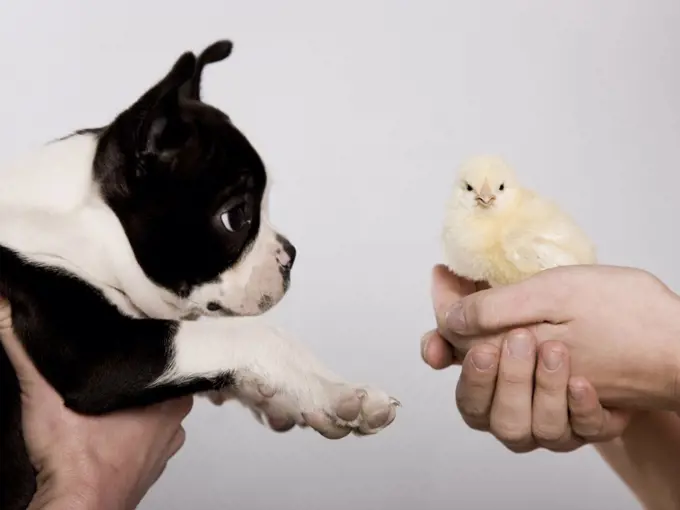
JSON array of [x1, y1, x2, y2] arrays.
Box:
[[594, 411, 680, 510]]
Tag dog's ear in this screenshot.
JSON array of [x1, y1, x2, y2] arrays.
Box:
[[179, 40, 233, 100], [102, 43, 235, 193], [128, 51, 198, 165], [128, 41, 232, 162]]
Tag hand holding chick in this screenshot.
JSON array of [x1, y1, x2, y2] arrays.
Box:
[[441, 156, 596, 287]]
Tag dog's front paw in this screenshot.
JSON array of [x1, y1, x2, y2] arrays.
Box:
[[235, 373, 400, 439], [299, 382, 401, 439]]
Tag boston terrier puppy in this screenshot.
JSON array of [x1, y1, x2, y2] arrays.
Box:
[[0, 40, 399, 510]]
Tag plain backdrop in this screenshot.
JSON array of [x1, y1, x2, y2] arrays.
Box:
[[2, 1, 679, 509]]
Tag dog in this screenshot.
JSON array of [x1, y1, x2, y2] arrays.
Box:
[[0, 40, 400, 510]]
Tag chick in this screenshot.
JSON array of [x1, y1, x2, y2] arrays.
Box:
[[441, 155, 596, 287]]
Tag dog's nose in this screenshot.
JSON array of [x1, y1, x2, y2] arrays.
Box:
[[207, 301, 224, 312], [277, 235, 297, 268], [283, 240, 296, 267]]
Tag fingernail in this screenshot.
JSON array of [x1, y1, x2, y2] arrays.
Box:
[[445, 302, 465, 332], [507, 331, 532, 359], [471, 351, 495, 371], [569, 382, 585, 400], [542, 348, 564, 371]]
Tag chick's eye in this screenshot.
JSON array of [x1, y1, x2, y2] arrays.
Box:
[[466, 184, 474, 192], [499, 183, 505, 191], [220, 201, 252, 233]]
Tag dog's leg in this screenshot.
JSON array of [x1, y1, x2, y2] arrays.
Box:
[[16, 312, 399, 439], [1, 247, 399, 439], [158, 318, 401, 438]]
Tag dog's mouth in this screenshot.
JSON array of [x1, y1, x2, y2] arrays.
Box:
[[180, 310, 202, 321], [188, 292, 287, 319]]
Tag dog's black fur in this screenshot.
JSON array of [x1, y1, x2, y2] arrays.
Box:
[[0, 40, 292, 510]]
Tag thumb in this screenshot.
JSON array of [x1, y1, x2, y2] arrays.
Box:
[[0, 298, 46, 385], [444, 274, 568, 336], [431, 264, 477, 327]]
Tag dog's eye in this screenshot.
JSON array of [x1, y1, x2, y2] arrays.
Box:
[[220, 202, 252, 233]]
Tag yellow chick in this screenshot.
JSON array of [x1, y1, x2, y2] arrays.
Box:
[[441, 155, 596, 287]]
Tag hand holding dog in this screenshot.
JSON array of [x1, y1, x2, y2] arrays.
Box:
[[426, 264, 680, 412], [0, 298, 192, 510]]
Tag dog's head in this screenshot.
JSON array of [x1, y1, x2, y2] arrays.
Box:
[[93, 40, 296, 318]]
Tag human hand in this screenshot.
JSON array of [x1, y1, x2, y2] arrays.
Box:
[[422, 327, 631, 453], [428, 264, 680, 412], [0, 298, 193, 510]]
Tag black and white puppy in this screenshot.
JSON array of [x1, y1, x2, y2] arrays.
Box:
[[0, 40, 399, 510]]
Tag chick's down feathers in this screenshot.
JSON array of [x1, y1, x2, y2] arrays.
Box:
[[441, 156, 596, 287]]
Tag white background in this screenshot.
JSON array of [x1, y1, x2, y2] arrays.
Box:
[[2, 1, 679, 508]]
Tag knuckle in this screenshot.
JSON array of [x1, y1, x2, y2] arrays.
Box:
[[542, 437, 583, 453], [532, 423, 567, 444], [597, 420, 629, 442], [455, 375, 495, 418], [502, 440, 535, 454], [461, 414, 490, 431], [455, 391, 491, 422], [182, 396, 195, 414], [468, 295, 497, 330], [459, 369, 495, 392], [491, 421, 531, 445], [534, 374, 564, 394], [571, 417, 603, 438], [498, 369, 532, 386], [458, 402, 489, 423], [172, 396, 194, 418], [176, 427, 187, 447]]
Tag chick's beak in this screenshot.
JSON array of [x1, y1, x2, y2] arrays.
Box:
[[476, 181, 496, 207]]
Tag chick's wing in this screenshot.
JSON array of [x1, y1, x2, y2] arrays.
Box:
[[501, 193, 596, 276]]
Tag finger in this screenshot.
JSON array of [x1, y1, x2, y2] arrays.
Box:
[[443, 273, 570, 337], [489, 329, 537, 452], [421, 330, 459, 369], [429, 266, 502, 351], [0, 296, 11, 331], [166, 427, 187, 458], [0, 300, 49, 385], [153, 396, 195, 425], [171, 396, 194, 420], [568, 377, 632, 441], [532, 341, 571, 447], [455, 343, 500, 430], [132, 396, 194, 444], [431, 264, 478, 330]]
